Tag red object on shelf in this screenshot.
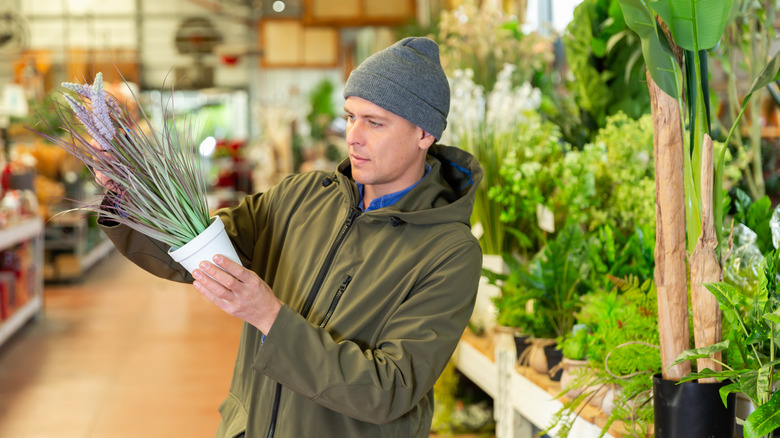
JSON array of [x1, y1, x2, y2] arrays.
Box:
[[221, 54, 240, 66], [0, 282, 8, 320]]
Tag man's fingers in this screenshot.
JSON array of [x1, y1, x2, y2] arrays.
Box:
[[211, 255, 255, 285], [193, 265, 235, 297]]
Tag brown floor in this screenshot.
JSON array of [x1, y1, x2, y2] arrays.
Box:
[[0, 250, 242, 438]]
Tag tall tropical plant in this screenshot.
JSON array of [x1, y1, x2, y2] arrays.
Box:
[[618, 0, 780, 379]]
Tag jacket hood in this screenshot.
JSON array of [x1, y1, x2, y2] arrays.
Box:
[[336, 144, 483, 227]]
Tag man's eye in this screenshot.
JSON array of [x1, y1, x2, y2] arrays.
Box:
[[369, 120, 381, 127], [343, 114, 354, 122]]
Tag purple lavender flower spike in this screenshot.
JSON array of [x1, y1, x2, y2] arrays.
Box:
[[106, 95, 123, 118], [88, 73, 116, 145], [61, 73, 117, 151], [61, 81, 92, 99]]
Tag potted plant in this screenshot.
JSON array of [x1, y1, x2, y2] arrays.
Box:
[[546, 277, 660, 437], [671, 248, 780, 438], [32, 72, 239, 272], [489, 222, 591, 380], [618, 1, 780, 435], [445, 64, 544, 336], [437, 1, 552, 257], [559, 326, 590, 398]]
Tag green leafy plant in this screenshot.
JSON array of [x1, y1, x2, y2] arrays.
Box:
[[561, 326, 590, 360], [585, 224, 655, 293], [578, 113, 656, 235], [714, 0, 778, 200], [307, 78, 337, 141], [732, 188, 775, 256], [546, 278, 660, 437], [447, 66, 543, 255], [486, 118, 589, 256], [672, 248, 780, 438], [564, 0, 650, 142], [491, 222, 591, 339], [33, 72, 211, 248]]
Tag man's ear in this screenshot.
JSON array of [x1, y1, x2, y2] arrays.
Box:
[[419, 130, 435, 150]]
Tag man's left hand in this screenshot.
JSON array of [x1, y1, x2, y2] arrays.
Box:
[[192, 255, 282, 335]]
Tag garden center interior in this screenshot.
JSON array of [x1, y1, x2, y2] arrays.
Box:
[[1, 0, 779, 437]]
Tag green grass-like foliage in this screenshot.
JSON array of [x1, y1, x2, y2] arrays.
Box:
[[33, 72, 211, 249]]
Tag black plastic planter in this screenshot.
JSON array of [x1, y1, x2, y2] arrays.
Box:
[[653, 373, 736, 438], [514, 333, 530, 360], [544, 345, 563, 381]]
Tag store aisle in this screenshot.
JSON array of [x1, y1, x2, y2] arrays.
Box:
[[0, 250, 242, 438]]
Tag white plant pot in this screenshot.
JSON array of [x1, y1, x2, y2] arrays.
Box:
[[560, 358, 589, 399], [168, 216, 241, 274]]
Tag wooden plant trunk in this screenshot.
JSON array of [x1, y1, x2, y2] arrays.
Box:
[[647, 70, 691, 380], [690, 134, 723, 382]]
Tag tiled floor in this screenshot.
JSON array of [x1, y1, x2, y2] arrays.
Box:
[[0, 250, 242, 438]]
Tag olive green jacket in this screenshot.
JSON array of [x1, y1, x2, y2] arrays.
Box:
[[100, 144, 483, 438]]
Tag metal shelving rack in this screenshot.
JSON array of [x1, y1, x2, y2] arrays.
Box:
[[0, 217, 44, 348]]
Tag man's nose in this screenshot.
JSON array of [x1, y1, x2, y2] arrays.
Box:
[[346, 121, 363, 146]]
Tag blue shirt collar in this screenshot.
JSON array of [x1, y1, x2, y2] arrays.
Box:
[[358, 163, 431, 212]]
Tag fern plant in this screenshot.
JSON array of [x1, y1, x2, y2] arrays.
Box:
[[546, 276, 660, 437]]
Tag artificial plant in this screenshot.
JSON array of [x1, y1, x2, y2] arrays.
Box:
[[34, 72, 212, 249]]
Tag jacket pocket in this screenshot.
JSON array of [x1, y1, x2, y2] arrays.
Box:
[[319, 275, 352, 328], [216, 393, 248, 438]]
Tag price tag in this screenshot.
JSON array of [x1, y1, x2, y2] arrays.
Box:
[[537, 204, 555, 233]]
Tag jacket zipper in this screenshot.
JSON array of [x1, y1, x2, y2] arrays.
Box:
[[265, 384, 282, 438], [319, 275, 352, 328], [266, 207, 360, 438], [300, 207, 360, 319]]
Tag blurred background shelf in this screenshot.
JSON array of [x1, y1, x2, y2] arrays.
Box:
[[43, 210, 113, 282], [0, 217, 44, 348]]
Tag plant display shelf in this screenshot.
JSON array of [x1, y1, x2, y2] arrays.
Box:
[[454, 330, 646, 438], [43, 210, 114, 281], [0, 217, 44, 349]]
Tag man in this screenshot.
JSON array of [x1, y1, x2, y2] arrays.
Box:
[[100, 36, 483, 438]]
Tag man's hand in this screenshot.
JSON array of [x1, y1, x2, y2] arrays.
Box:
[[192, 255, 283, 335], [89, 139, 122, 193]]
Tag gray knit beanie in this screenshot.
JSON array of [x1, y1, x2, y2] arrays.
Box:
[[344, 37, 450, 140]]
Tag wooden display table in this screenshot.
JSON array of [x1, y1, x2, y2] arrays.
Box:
[[453, 330, 651, 438]]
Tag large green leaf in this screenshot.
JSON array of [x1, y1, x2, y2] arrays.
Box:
[[719, 382, 740, 408], [618, 0, 681, 97], [705, 282, 749, 313], [677, 367, 744, 383], [651, 0, 734, 51], [744, 51, 780, 104], [671, 340, 730, 366], [744, 391, 780, 438]]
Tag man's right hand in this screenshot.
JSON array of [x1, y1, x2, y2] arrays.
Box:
[[89, 139, 121, 193]]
